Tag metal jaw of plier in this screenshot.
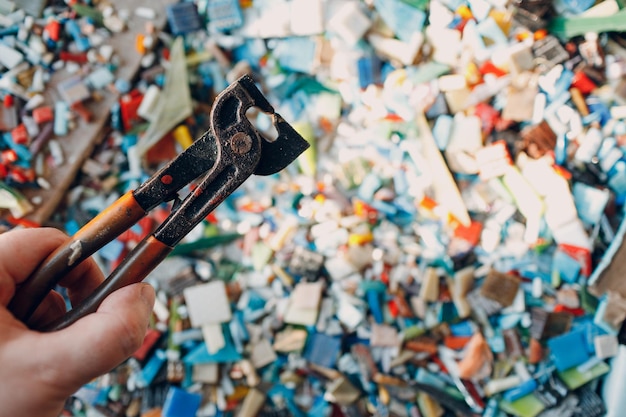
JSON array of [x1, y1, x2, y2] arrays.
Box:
[[9, 75, 310, 331]]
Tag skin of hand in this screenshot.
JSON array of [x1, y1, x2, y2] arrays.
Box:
[[0, 227, 155, 417]]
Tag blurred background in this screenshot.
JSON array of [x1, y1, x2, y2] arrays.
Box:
[[2, 0, 626, 416]]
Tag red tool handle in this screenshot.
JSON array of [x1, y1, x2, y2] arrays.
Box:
[[8, 191, 147, 324], [41, 235, 172, 331]]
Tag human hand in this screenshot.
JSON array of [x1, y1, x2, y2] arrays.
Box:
[[0, 227, 155, 417]]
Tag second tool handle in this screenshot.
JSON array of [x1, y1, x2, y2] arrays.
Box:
[[8, 192, 147, 324]]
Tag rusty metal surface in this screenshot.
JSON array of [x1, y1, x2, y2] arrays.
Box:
[[10, 75, 309, 330], [134, 75, 310, 247]]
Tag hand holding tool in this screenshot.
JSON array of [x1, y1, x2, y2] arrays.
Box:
[[9, 75, 309, 331]]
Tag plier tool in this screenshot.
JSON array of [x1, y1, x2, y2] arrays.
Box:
[[9, 75, 309, 331]]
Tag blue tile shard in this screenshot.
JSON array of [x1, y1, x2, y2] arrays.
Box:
[[166, 2, 203, 35]]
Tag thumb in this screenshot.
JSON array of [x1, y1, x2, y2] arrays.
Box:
[[38, 283, 155, 390]]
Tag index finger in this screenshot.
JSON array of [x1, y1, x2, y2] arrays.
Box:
[[0, 228, 104, 307]]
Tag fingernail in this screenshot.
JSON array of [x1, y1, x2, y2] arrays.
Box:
[[139, 283, 155, 308]]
